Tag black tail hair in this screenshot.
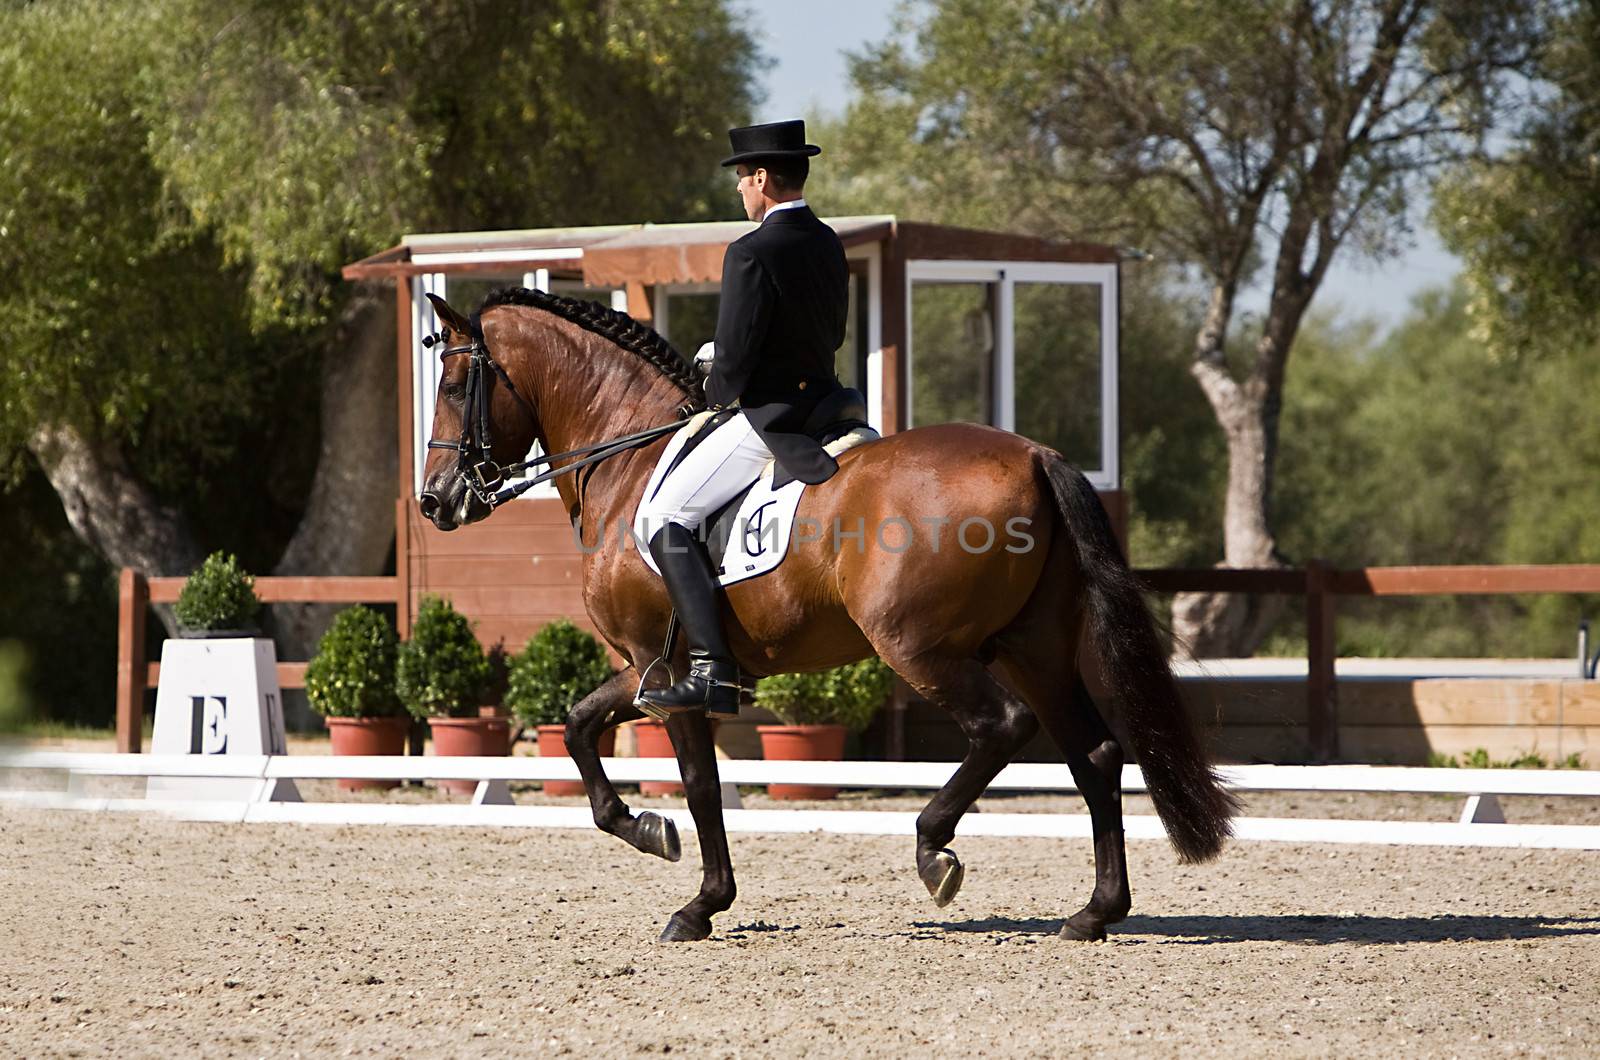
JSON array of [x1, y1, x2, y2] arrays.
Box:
[[1042, 452, 1238, 862]]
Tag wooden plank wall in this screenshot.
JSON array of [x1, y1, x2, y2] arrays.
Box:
[[408, 498, 596, 655], [882, 678, 1600, 766], [1195, 677, 1600, 765]]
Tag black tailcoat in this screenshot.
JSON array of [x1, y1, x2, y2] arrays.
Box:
[[706, 205, 849, 485]]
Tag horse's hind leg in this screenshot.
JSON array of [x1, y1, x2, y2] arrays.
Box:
[[998, 647, 1131, 941], [566, 669, 680, 863], [1048, 679, 1131, 940], [888, 653, 1039, 907]]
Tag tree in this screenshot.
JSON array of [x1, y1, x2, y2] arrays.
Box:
[[0, 0, 758, 721], [1434, 2, 1600, 645], [1435, 2, 1600, 357], [833, 0, 1545, 654]]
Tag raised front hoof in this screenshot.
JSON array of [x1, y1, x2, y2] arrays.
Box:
[[1058, 913, 1108, 942], [634, 811, 682, 862], [658, 912, 713, 943], [919, 849, 965, 908]]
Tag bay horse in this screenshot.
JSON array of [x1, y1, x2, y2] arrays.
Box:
[[418, 287, 1236, 943]]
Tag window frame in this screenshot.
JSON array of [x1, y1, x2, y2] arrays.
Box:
[[905, 259, 1119, 489]]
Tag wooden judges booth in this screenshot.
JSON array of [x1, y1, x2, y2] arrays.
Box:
[[342, 217, 1123, 653]]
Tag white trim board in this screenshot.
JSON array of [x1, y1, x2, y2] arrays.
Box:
[[2, 792, 1597, 850], [7, 753, 1600, 798], [4, 753, 1600, 851]]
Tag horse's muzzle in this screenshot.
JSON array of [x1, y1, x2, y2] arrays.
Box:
[[419, 490, 458, 532]]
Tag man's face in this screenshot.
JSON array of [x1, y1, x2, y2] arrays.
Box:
[[735, 164, 765, 221]]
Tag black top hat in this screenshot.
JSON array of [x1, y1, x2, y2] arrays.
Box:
[[720, 120, 822, 167]]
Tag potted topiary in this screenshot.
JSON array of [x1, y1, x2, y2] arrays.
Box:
[[174, 552, 261, 637], [396, 595, 500, 794], [754, 658, 894, 799], [305, 605, 406, 791], [505, 619, 614, 795]]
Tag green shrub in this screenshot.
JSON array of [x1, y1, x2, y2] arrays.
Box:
[[1428, 747, 1586, 770], [505, 619, 613, 726], [174, 552, 261, 632], [396, 595, 491, 719], [754, 658, 894, 731], [304, 606, 401, 719]]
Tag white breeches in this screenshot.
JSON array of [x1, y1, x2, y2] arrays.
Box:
[[633, 412, 775, 543]]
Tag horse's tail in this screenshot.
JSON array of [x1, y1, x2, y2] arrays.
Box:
[[1040, 451, 1237, 863]]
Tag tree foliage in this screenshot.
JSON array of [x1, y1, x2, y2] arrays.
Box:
[[0, 0, 260, 479], [1436, 2, 1600, 356], [146, 0, 757, 330]]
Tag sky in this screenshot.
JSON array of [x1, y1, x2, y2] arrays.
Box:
[[742, 0, 1462, 331]]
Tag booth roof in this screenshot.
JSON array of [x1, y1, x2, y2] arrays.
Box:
[[341, 215, 1116, 286]]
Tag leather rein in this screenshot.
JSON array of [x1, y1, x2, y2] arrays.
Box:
[[423, 329, 685, 510]]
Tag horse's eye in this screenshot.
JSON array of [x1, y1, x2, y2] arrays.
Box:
[[443, 382, 465, 402]]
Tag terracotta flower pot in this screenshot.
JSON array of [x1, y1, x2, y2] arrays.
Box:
[[757, 724, 848, 800], [536, 724, 615, 796], [428, 715, 511, 795], [631, 718, 682, 796], [324, 716, 410, 792]]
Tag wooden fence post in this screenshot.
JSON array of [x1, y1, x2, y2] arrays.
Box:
[[115, 568, 149, 753], [1305, 559, 1338, 762], [394, 496, 412, 638]]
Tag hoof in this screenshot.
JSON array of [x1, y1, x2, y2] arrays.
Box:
[[920, 849, 964, 908], [658, 912, 712, 943], [636, 812, 681, 862], [1059, 914, 1108, 942]]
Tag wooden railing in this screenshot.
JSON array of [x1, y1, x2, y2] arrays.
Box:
[[116, 571, 404, 753], [115, 563, 1600, 760], [1136, 564, 1600, 761]]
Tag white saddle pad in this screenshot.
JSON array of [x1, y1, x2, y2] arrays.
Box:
[[637, 416, 879, 588]]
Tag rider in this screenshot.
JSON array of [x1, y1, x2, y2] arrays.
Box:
[[635, 119, 850, 717]]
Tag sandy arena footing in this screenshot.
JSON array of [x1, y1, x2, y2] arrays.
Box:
[[2, 803, 1598, 1057]]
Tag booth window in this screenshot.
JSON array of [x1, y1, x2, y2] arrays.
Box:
[[1013, 281, 1102, 472], [906, 261, 1118, 489], [909, 280, 998, 426], [654, 272, 870, 394]]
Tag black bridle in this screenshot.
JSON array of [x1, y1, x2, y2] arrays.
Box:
[[424, 328, 686, 510]]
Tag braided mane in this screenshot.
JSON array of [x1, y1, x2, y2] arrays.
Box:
[[477, 286, 705, 403]]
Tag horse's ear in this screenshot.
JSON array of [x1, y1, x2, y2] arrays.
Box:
[[425, 293, 474, 338]]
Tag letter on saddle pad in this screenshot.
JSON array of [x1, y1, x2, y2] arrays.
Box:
[[637, 396, 878, 587]]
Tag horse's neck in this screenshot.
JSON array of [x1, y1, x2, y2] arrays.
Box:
[[531, 329, 683, 456], [511, 312, 687, 513]]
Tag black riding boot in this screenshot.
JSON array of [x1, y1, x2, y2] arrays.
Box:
[[639, 522, 742, 717]]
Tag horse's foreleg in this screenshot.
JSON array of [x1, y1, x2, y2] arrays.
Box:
[[896, 656, 1039, 909], [657, 711, 735, 942], [567, 670, 680, 863]]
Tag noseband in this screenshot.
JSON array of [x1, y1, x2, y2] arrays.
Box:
[[424, 327, 687, 511], [424, 329, 540, 506]]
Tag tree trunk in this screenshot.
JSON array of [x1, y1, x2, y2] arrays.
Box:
[[28, 422, 205, 637], [1169, 375, 1289, 657], [1169, 276, 1292, 658], [265, 285, 398, 726]]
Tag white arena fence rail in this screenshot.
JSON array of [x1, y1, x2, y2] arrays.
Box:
[[2, 750, 1598, 851]]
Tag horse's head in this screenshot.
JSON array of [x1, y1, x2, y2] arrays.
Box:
[[418, 293, 541, 531]]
